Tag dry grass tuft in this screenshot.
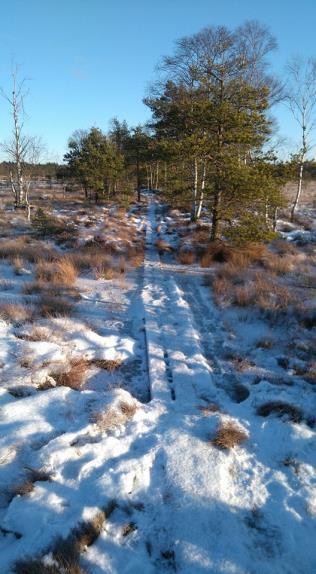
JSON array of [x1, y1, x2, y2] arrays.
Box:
[[118, 400, 137, 418], [13, 480, 34, 497], [14, 502, 116, 574], [39, 296, 74, 318], [14, 558, 60, 574], [53, 359, 89, 390], [0, 303, 34, 324], [36, 256, 78, 287], [95, 264, 115, 280], [92, 400, 137, 432], [257, 401, 303, 423], [91, 358, 123, 371], [200, 242, 267, 268], [256, 338, 274, 349], [0, 236, 57, 263], [122, 522, 137, 537], [22, 326, 51, 342], [261, 253, 293, 275], [177, 250, 195, 265], [155, 239, 173, 254], [72, 505, 115, 550], [213, 268, 293, 311], [25, 466, 52, 482], [211, 422, 247, 449], [199, 403, 220, 416], [12, 256, 25, 275]]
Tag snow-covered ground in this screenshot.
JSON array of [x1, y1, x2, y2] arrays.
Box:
[[0, 194, 315, 573]]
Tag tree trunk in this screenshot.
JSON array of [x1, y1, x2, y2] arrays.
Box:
[[272, 207, 278, 232], [291, 157, 304, 220], [191, 158, 198, 221], [210, 185, 222, 241], [155, 161, 159, 189], [196, 161, 206, 220], [12, 87, 25, 206], [136, 152, 141, 201]]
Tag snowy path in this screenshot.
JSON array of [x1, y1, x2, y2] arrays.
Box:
[[1, 196, 315, 574]]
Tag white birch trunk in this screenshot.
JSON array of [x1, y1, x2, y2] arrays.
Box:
[[196, 161, 206, 220]]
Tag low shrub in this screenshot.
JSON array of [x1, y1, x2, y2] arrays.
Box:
[[211, 422, 247, 449], [256, 401, 303, 423]]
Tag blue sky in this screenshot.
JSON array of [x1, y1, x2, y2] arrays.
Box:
[[1, 0, 316, 162]]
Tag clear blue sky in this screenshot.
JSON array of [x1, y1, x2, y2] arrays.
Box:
[[1, 0, 316, 162]]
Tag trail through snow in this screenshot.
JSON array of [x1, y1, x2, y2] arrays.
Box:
[[0, 195, 315, 574]]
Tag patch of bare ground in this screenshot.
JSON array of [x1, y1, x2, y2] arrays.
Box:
[[256, 401, 303, 423], [211, 422, 248, 449], [92, 400, 137, 432]]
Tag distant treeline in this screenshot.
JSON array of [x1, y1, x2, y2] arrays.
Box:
[[0, 162, 61, 178]]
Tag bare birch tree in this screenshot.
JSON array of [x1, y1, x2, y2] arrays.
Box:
[[0, 67, 44, 210], [286, 56, 316, 219]]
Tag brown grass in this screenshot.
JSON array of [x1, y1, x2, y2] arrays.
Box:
[[155, 239, 173, 254], [261, 253, 293, 275], [257, 401, 303, 423], [95, 264, 115, 280], [12, 256, 25, 275], [18, 326, 51, 342], [200, 242, 267, 268], [0, 236, 57, 263], [13, 480, 34, 496], [91, 358, 122, 371], [92, 400, 137, 432], [53, 359, 89, 390], [199, 403, 220, 416], [39, 296, 74, 318], [213, 268, 293, 311], [36, 256, 77, 287], [177, 250, 195, 265], [25, 466, 52, 482], [0, 303, 34, 324], [211, 422, 248, 449], [13, 502, 116, 573], [14, 559, 61, 574], [122, 522, 137, 537], [256, 338, 274, 349]]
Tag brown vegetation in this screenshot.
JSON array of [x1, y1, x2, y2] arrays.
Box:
[[0, 236, 57, 262], [0, 303, 34, 324], [39, 296, 74, 318], [178, 249, 195, 265], [91, 358, 123, 371], [256, 401, 303, 423], [92, 400, 137, 432], [155, 239, 173, 254], [211, 422, 248, 449], [13, 502, 116, 574], [53, 359, 89, 390]]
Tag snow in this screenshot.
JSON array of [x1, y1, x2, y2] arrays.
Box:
[[0, 195, 315, 573]]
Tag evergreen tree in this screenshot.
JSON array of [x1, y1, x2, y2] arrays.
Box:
[[145, 22, 284, 240]]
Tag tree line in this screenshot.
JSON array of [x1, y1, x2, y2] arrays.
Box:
[[1, 21, 316, 241]]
